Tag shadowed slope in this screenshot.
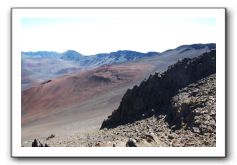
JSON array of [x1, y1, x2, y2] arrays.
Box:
[[101, 50, 216, 129]]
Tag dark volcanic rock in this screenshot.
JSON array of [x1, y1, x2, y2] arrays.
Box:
[[168, 74, 216, 132], [45, 144, 50, 147], [126, 138, 137, 147], [101, 50, 216, 129], [32, 139, 50, 147], [46, 134, 56, 140], [32, 139, 44, 147], [41, 80, 52, 85]]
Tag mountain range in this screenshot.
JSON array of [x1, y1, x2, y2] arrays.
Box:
[[22, 43, 215, 90], [22, 50, 159, 69], [22, 43, 215, 65]]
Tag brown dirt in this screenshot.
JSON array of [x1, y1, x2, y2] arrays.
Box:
[[21, 63, 154, 141]]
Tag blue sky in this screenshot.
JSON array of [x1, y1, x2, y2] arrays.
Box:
[[21, 10, 216, 55]]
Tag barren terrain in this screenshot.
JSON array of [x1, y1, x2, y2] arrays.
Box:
[[21, 44, 215, 145], [22, 63, 153, 141], [23, 74, 216, 147]]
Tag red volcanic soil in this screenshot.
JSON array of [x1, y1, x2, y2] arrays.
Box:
[[22, 63, 153, 125]]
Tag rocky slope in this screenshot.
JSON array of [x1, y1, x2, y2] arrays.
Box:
[[101, 50, 216, 129], [25, 73, 216, 147]]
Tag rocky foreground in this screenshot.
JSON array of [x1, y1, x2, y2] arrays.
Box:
[[26, 73, 216, 147]]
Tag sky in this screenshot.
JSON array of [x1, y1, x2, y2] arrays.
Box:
[[21, 9, 216, 55]]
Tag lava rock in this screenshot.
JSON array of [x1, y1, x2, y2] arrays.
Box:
[[101, 50, 216, 129], [126, 138, 137, 147], [32, 139, 44, 147]]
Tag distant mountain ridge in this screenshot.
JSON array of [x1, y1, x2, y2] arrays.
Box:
[[21, 43, 216, 90], [22, 43, 215, 62], [22, 43, 215, 67], [22, 50, 160, 67], [163, 43, 215, 53], [22, 51, 61, 58]]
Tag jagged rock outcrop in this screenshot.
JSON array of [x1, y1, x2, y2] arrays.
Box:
[[32, 139, 44, 147], [32, 139, 50, 147], [101, 50, 216, 129]]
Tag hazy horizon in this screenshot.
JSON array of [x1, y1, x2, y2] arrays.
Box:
[[21, 9, 216, 55], [21, 42, 216, 55]]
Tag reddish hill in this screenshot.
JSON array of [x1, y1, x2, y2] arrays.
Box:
[[22, 63, 152, 125]]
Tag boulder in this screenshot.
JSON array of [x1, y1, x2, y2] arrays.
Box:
[[126, 138, 137, 147]]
